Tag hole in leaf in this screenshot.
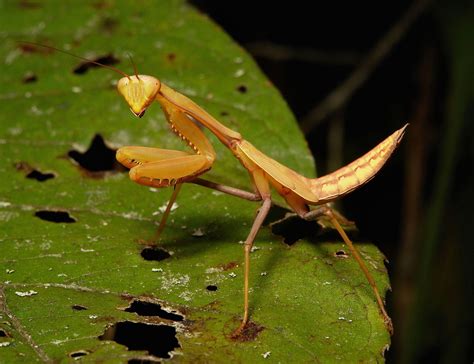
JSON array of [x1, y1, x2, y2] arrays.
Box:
[[0, 329, 7, 337], [220, 111, 229, 116], [271, 215, 319, 246], [263, 205, 288, 226], [22, 72, 37, 83], [73, 54, 119, 74], [206, 285, 218, 291], [141, 247, 171, 261], [166, 53, 176, 62], [68, 134, 125, 175], [35, 210, 76, 223], [125, 300, 183, 321], [99, 321, 180, 359], [236, 85, 247, 93], [15, 162, 55, 182], [334, 250, 349, 258], [26, 169, 55, 182], [69, 350, 90, 358], [128, 359, 160, 364], [72, 304, 88, 311]]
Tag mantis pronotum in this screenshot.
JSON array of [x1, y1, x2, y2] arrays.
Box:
[[26, 42, 406, 336]]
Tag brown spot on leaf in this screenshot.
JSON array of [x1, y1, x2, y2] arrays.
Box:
[[230, 321, 264, 342], [15, 161, 32, 172], [219, 261, 238, 271], [18, 0, 41, 9], [101, 17, 118, 33], [91, 0, 111, 9], [18, 43, 52, 54], [22, 72, 37, 83]]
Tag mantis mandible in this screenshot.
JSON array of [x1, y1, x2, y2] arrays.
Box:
[[26, 43, 405, 336]]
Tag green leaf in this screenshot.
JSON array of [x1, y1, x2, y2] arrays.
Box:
[[0, 1, 390, 362]]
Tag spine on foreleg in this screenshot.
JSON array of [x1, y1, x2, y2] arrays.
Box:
[[309, 124, 408, 203]]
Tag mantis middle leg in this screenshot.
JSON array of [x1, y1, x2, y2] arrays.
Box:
[[155, 183, 182, 241], [231, 169, 272, 336], [155, 178, 261, 241]]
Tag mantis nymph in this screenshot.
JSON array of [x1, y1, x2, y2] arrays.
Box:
[[27, 43, 406, 336]]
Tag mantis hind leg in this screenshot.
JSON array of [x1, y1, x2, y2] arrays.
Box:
[[303, 205, 393, 334]]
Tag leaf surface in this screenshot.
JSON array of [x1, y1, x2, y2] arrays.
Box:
[[0, 1, 390, 362]]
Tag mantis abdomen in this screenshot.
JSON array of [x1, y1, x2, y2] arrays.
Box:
[[236, 124, 407, 207], [309, 124, 408, 203]]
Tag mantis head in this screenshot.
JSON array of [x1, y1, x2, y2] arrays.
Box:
[[117, 75, 161, 118]]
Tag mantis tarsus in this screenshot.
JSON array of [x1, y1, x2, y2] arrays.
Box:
[[27, 42, 406, 336]]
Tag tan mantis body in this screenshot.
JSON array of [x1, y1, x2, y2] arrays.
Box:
[[22, 41, 404, 336], [116, 75, 406, 335]]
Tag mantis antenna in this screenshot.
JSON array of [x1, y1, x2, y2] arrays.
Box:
[[127, 53, 140, 80], [18, 41, 131, 80]]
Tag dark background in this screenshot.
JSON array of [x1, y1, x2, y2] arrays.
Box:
[[191, 1, 473, 363]]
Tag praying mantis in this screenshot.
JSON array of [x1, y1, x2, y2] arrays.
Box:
[[25, 42, 406, 336], [115, 74, 406, 336]]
